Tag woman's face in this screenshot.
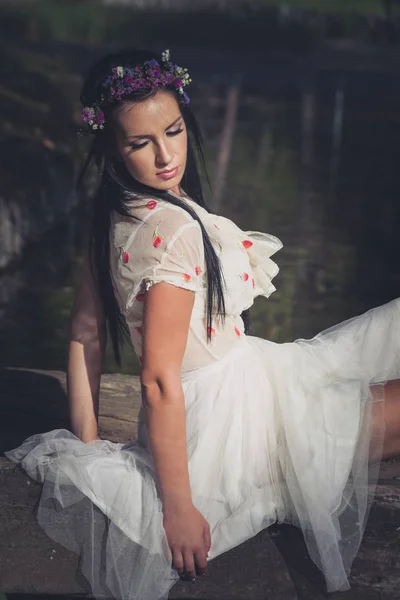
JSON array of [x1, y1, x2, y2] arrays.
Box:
[[114, 90, 188, 196]]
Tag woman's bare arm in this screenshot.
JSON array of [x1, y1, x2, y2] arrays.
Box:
[[140, 281, 195, 510], [142, 281, 211, 577], [67, 251, 106, 442]]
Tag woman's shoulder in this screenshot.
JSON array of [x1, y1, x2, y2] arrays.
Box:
[[124, 196, 198, 226], [111, 195, 200, 249]]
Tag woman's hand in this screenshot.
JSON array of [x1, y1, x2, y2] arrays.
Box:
[[163, 502, 211, 581]]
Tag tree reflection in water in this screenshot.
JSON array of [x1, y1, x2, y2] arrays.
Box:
[[1, 66, 400, 373]]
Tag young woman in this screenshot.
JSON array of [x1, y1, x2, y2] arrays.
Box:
[[5, 47, 400, 600]]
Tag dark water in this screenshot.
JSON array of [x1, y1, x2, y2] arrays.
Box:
[[1, 59, 400, 375]]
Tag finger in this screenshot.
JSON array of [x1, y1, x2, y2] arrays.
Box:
[[182, 549, 196, 581], [203, 526, 212, 553], [171, 548, 184, 577], [194, 549, 208, 576]]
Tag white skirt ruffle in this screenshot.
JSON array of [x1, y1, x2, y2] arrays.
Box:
[[5, 297, 400, 599]]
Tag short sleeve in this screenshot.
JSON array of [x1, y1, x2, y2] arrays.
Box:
[[115, 203, 206, 308], [143, 219, 206, 293]]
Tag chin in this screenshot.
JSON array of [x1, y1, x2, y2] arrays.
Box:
[[133, 174, 184, 193], [154, 177, 184, 191]]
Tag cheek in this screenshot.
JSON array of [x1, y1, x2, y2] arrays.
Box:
[[124, 151, 152, 178], [176, 131, 188, 159]]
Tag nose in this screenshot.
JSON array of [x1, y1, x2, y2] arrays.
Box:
[[155, 140, 173, 168]]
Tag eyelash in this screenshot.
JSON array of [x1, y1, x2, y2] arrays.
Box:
[[130, 128, 184, 150]]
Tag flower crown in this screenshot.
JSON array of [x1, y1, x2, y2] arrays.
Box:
[[79, 49, 191, 136]]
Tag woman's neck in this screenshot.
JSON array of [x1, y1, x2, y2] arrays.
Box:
[[168, 187, 189, 200], [169, 184, 181, 196]]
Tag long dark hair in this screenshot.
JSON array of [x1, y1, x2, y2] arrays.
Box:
[[77, 47, 250, 366]]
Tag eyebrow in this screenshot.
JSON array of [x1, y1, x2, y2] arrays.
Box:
[[124, 116, 183, 140]]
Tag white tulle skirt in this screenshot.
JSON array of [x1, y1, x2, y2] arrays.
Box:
[[5, 297, 400, 599]]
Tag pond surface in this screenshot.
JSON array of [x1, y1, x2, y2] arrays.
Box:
[[1, 54, 400, 374]]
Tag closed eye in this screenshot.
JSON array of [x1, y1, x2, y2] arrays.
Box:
[[167, 128, 184, 137], [129, 128, 184, 150]]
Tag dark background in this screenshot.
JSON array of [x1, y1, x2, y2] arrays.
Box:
[[1, 0, 400, 375]]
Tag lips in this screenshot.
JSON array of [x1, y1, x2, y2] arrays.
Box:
[[157, 167, 178, 175], [157, 166, 179, 180]]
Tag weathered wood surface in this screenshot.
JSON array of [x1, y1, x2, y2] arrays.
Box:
[[1, 367, 400, 599]]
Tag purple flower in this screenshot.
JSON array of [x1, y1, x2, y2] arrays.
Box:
[[96, 110, 105, 125], [101, 75, 113, 87], [164, 73, 175, 85], [81, 51, 191, 132], [81, 107, 95, 122]]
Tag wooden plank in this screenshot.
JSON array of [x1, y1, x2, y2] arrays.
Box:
[[0, 367, 142, 460]]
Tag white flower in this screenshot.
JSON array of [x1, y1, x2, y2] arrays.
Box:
[[99, 124, 104, 130], [161, 49, 170, 63], [92, 124, 98, 130], [89, 119, 94, 125], [116, 66, 124, 78]]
